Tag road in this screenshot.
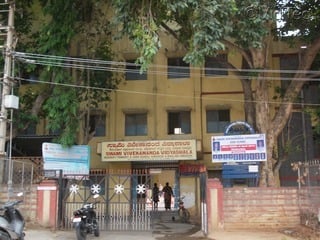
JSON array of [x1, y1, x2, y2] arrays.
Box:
[[24, 223, 300, 240]]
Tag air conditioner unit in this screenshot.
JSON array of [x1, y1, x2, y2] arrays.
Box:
[[174, 128, 182, 134], [96, 143, 102, 154]]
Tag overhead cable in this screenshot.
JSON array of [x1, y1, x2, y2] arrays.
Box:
[[13, 51, 320, 82], [14, 76, 320, 108]]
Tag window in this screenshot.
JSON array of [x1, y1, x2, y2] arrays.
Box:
[[125, 113, 147, 136], [89, 114, 106, 137], [279, 54, 298, 89], [125, 60, 147, 80], [168, 57, 190, 79], [19, 122, 37, 135], [205, 54, 228, 76], [84, 112, 106, 137], [49, 127, 61, 135], [206, 109, 230, 133], [168, 111, 191, 134], [313, 129, 320, 159]]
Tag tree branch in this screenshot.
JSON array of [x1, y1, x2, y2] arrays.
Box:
[[160, 22, 188, 49], [222, 39, 253, 69], [271, 36, 320, 137]]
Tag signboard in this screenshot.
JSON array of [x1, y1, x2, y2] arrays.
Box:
[[212, 134, 267, 163], [224, 121, 255, 135], [179, 164, 206, 175], [101, 140, 197, 162], [42, 143, 90, 175]]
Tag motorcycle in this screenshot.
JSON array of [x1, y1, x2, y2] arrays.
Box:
[[72, 194, 100, 240], [0, 192, 25, 240]]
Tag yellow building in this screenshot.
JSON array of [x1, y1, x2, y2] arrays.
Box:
[[7, 2, 319, 231], [87, 35, 300, 174], [14, 23, 310, 226], [78, 34, 302, 220]]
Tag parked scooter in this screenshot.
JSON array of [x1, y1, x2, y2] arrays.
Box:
[[72, 194, 100, 240], [0, 192, 25, 240]]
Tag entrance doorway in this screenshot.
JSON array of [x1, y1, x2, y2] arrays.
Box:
[[148, 169, 178, 211]]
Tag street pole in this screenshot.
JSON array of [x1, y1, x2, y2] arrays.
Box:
[[0, 1, 15, 184]]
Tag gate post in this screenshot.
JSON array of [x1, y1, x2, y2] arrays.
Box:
[[207, 178, 223, 234], [37, 180, 58, 229]]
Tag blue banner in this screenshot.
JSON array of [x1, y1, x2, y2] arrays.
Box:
[[42, 142, 90, 175]]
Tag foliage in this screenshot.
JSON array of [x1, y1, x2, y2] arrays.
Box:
[[14, 0, 117, 147], [279, 0, 320, 42], [278, 0, 320, 148], [112, 0, 275, 66], [231, 0, 275, 49], [111, 0, 320, 187]]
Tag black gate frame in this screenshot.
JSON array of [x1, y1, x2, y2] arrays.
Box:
[[57, 169, 153, 230]]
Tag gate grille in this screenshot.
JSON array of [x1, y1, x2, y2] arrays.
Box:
[[107, 203, 151, 231], [61, 171, 152, 231], [63, 202, 151, 231]]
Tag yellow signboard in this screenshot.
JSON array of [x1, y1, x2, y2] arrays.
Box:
[[101, 140, 197, 161]]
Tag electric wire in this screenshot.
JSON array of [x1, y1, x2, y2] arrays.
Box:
[[9, 51, 320, 107], [13, 51, 320, 81], [13, 76, 320, 108]]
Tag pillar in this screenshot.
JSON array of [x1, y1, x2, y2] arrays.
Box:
[[37, 180, 58, 229], [207, 178, 223, 234]]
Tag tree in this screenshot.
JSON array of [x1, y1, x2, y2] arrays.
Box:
[[111, 0, 320, 186], [13, 0, 118, 147]]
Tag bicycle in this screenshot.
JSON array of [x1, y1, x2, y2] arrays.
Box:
[[177, 196, 190, 223]]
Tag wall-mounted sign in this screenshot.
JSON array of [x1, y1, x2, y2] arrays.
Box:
[[224, 121, 255, 135], [101, 140, 197, 162], [212, 134, 267, 163], [179, 164, 206, 175], [42, 143, 90, 175]]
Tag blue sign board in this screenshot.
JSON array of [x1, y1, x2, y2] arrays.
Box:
[[42, 142, 90, 175]]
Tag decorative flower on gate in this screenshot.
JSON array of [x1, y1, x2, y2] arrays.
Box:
[[69, 184, 79, 194], [136, 184, 146, 194], [114, 184, 124, 194], [90, 184, 101, 194]]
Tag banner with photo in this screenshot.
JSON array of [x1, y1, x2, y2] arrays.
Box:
[[211, 134, 267, 163]]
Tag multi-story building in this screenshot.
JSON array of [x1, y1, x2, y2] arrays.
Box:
[[11, 28, 319, 223]]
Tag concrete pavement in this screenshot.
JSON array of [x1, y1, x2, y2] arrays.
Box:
[[24, 221, 196, 240], [25, 229, 156, 240], [25, 223, 299, 240], [207, 230, 297, 240]]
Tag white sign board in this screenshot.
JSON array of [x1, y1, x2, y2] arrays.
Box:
[[42, 143, 90, 175], [101, 140, 197, 162], [212, 134, 267, 163]]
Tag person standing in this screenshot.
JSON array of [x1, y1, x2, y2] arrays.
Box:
[[162, 182, 173, 210], [152, 183, 160, 210]]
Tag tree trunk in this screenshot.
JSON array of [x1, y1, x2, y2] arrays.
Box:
[[249, 47, 277, 187], [240, 79, 255, 127]]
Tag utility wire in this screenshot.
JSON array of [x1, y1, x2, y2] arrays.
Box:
[[11, 51, 320, 107], [8, 52, 320, 106], [14, 76, 320, 108], [13, 51, 320, 81]]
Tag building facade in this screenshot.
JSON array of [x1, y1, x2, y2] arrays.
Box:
[[13, 26, 319, 220]]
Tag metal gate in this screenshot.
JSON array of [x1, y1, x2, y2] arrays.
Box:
[[0, 158, 34, 193], [60, 169, 152, 231]]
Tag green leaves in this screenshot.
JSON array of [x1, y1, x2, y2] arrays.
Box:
[[279, 0, 320, 42], [112, 0, 275, 67], [184, 0, 235, 65], [15, 0, 116, 147], [230, 0, 275, 49], [43, 86, 79, 146], [112, 0, 161, 71], [132, 20, 161, 71]]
